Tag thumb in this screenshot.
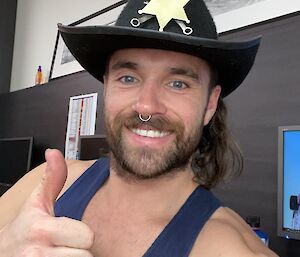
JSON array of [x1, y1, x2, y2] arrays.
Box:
[[31, 149, 68, 215]]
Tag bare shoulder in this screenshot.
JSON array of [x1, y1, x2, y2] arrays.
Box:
[[190, 207, 279, 257], [0, 158, 96, 229]]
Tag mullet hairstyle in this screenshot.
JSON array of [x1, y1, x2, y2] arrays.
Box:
[[191, 67, 243, 189]]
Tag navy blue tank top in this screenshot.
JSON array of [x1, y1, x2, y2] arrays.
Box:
[[55, 158, 222, 257]]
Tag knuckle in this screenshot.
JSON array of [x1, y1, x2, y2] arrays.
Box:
[[26, 221, 50, 242], [80, 226, 95, 249], [79, 223, 95, 248], [57, 216, 69, 223], [20, 245, 44, 257], [57, 216, 95, 248], [86, 251, 94, 257], [86, 228, 95, 248]]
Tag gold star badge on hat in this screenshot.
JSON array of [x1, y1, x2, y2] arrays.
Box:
[[138, 0, 191, 32]]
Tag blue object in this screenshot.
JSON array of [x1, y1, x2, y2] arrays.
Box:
[[55, 157, 222, 256], [254, 229, 269, 246], [246, 216, 269, 246]]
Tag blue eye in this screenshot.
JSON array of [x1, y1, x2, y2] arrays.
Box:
[[120, 75, 136, 84], [170, 81, 188, 90]]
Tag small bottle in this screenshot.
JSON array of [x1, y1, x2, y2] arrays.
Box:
[[35, 65, 43, 85], [246, 216, 269, 246]]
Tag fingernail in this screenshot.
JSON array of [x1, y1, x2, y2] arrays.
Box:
[[45, 148, 53, 155]]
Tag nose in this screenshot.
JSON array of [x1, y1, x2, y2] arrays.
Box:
[[131, 82, 167, 116]]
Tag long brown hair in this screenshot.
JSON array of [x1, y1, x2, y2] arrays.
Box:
[[191, 97, 243, 189]]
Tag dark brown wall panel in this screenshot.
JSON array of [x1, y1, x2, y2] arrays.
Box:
[[214, 13, 300, 257], [0, 71, 105, 167], [0, 0, 17, 94]]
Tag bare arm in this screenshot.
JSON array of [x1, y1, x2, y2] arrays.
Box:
[[190, 207, 279, 257], [0, 149, 95, 256], [0, 154, 95, 229], [0, 162, 46, 229]]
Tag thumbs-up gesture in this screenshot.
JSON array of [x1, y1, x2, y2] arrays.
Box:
[[0, 149, 94, 256]]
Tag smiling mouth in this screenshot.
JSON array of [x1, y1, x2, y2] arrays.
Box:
[[131, 128, 171, 138]]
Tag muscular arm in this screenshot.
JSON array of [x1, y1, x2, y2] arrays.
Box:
[[0, 149, 96, 256], [0, 156, 95, 230], [191, 207, 279, 257], [0, 163, 46, 229]]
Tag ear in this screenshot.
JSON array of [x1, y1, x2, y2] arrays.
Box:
[[203, 85, 221, 126]]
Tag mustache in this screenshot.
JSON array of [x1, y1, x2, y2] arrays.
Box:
[[114, 112, 183, 133]]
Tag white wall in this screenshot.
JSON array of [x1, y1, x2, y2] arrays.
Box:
[[10, 0, 300, 92], [10, 0, 121, 92]]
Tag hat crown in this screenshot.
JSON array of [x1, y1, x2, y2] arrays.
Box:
[[116, 0, 217, 39]]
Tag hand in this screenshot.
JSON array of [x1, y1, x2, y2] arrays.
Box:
[[0, 149, 94, 257]]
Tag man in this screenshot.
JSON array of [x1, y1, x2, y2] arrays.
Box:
[[0, 0, 278, 256]]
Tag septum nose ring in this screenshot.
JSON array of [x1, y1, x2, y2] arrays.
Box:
[[139, 114, 151, 122]]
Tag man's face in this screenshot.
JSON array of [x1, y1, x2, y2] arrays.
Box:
[[103, 48, 221, 180]]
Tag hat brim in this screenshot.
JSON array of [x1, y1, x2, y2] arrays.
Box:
[[58, 24, 261, 97]]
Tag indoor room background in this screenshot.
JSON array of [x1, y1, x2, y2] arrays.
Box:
[[1, 0, 300, 256]]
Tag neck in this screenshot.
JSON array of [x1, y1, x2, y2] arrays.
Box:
[[101, 160, 198, 220]]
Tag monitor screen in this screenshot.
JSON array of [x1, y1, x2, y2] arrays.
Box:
[[0, 137, 33, 185], [78, 135, 109, 160], [278, 126, 300, 240]]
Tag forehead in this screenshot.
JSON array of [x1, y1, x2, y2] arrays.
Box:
[[108, 48, 211, 73]]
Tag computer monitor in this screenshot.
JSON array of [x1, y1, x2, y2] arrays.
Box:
[[277, 126, 300, 240], [78, 135, 109, 160], [0, 137, 33, 186]]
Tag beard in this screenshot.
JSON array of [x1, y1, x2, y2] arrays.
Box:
[[105, 110, 204, 180]]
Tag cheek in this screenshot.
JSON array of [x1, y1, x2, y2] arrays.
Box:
[[104, 94, 119, 127], [173, 101, 206, 135], [180, 92, 207, 120], [104, 90, 135, 127], [104, 81, 137, 110], [104, 87, 126, 114]]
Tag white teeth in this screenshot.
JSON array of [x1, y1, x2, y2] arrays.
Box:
[[131, 128, 169, 138]]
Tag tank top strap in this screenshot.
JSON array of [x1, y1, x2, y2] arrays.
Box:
[[54, 159, 222, 256], [54, 157, 109, 220], [143, 186, 222, 257]]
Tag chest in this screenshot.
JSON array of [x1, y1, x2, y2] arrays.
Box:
[[82, 197, 169, 257]]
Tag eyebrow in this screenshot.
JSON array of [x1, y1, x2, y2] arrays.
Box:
[[168, 67, 200, 82], [110, 61, 201, 82], [111, 61, 138, 71]]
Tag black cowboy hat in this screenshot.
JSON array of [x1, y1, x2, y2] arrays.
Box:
[[58, 0, 261, 97]]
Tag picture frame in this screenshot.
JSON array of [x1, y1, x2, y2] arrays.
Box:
[[49, 0, 128, 80], [49, 0, 300, 80], [213, 0, 300, 33]]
